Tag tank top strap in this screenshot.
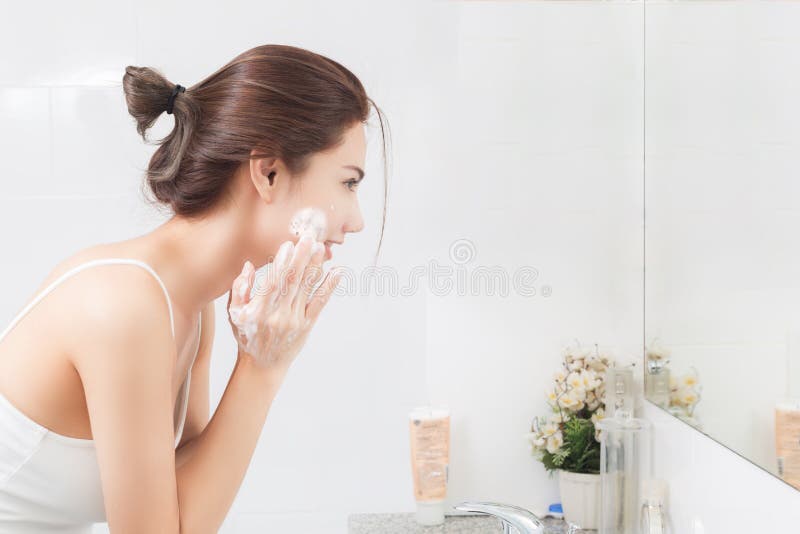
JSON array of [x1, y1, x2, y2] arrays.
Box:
[[0, 258, 176, 343]]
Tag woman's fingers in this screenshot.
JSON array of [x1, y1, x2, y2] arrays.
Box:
[[305, 267, 343, 324], [253, 240, 294, 307], [292, 241, 325, 318], [234, 261, 254, 304], [228, 260, 257, 349], [230, 237, 343, 372], [275, 233, 315, 310], [228, 260, 254, 321]]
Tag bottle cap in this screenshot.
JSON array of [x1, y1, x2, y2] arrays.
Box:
[[415, 500, 445, 525], [408, 406, 450, 420], [548, 503, 564, 518]]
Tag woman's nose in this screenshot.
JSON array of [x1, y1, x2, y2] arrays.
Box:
[[344, 203, 365, 234]]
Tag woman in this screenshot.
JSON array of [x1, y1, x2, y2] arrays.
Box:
[[0, 44, 388, 533]]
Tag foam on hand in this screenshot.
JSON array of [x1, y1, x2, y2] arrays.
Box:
[[248, 240, 295, 303]]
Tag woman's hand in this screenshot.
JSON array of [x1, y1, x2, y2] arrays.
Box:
[[226, 233, 342, 373]]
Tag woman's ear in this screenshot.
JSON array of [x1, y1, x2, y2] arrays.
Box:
[[249, 151, 281, 202]]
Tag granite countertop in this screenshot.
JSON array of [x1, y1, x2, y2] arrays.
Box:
[[348, 513, 569, 533]]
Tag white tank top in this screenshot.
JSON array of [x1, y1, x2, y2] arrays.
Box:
[[0, 258, 202, 533]]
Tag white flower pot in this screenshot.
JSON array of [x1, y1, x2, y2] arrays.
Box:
[[558, 470, 601, 530]]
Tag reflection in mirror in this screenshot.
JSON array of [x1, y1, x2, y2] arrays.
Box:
[[644, 2, 800, 491]]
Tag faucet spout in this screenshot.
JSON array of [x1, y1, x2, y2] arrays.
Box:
[[453, 501, 544, 534]]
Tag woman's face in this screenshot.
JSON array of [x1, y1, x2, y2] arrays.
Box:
[[246, 121, 367, 265]]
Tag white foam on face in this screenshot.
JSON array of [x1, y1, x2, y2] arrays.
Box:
[[289, 207, 328, 240]]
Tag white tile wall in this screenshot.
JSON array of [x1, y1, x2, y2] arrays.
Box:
[[0, 1, 796, 533]]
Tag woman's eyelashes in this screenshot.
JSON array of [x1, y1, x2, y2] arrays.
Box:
[[344, 178, 361, 191]]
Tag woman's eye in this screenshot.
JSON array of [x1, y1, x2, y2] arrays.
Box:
[[344, 179, 360, 191]]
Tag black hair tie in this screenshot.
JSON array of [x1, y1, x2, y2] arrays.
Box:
[[166, 84, 185, 115]]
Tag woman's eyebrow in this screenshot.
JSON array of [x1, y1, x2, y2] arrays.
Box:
[[342, 165, 365, 180]]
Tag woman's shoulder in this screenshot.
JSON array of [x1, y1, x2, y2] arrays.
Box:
[[42, 245, 177, 362], [37, 243, 142, 291]]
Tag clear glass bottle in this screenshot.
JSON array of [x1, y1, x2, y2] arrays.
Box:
[[640, 479, 670, 534], [605, 364, 636, 419], [645, 360, 670, 409], [596, 416, 653, 534]]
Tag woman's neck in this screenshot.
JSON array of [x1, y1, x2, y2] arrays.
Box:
[[137, 210, 251, 315]]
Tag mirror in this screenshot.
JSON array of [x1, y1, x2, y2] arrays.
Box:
[[644, 1, 800, 491]]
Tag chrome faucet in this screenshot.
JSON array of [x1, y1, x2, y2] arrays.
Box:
[[453, 501, 545, 534]]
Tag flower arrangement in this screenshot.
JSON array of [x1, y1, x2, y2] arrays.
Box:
[[645, 338, 670, 371], [645, 337, 702, 428], [668, 369, 702, 427], [526, 341, 613, 474]]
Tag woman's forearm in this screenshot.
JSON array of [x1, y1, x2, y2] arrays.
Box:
[[175, 352, 288, 534]]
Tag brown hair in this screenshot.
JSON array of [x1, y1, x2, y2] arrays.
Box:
[[122, 44, 390, 259]]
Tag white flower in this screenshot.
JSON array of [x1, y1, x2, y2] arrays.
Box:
[[541, 422, 559, 437], [681, 374, 699, 388], [670, 387, 698, 407], [563, 343, 590, 364], [554, 370, 568, 383], [567, 372, 584, 390], [546, 388, 560, 407], [583, 369, 602, 391], [557, 391, 579, 410], [546, 432, 564, 454], [591, 407, 605, 425], [678, 388, 698, 406], [525, 431, 548, 452], [571, 386, 587, 402], [549, 412, 568, 424], [646, 341, 671, 361], [587, 357, 608, 372], [568, 360, 584, 371], [597, 350, 614, 362], [525, 431, 546, 449]]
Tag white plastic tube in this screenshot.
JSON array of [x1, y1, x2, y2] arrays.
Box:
[[407, 406, 450, 526]]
